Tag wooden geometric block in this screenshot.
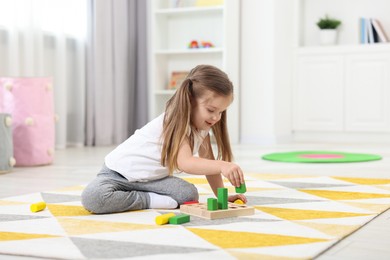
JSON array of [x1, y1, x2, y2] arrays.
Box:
[[207, 198, 218, 211], [217, 187, 228, 209], [235, 182, 247, 193], [30, 202, 47, 213], [180, 202, 254, 220], [233, 199, 245, 204], [168, 214, 190, 224], [183, 200, 199, 205], [155, 213, 176, 225]]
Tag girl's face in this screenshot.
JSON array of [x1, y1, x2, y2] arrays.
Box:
[[191, 90, 232, 131]]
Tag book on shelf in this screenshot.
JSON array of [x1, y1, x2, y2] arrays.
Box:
[[367, 18, 375, 43], [371, 18, 389, 43], [360, 18, 367, 44], [168, 71, 189, 90], [360, 17, 389, 44]]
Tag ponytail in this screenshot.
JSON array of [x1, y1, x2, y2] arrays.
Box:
[[161, 78, 194, 174]]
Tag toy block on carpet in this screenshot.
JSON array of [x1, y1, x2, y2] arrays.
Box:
[[155, 213, 176, 225], [180, 202, 254, 220], [30, 202, 47, 213], [168, 214, 190, 224]]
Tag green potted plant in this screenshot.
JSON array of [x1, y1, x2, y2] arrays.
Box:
[[316, 15, 342, 45]]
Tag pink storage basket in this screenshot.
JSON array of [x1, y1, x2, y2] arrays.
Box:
[[0, 77, 55, 166]]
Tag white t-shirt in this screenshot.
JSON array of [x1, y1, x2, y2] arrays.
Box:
[[104, 113, 209, 182]]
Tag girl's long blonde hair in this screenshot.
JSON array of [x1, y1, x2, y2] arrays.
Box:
[[161, 64, 234, 174]]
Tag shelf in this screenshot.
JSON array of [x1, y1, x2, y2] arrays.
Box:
[[155, 48, 223, 55], [297, 43, 390, 55], [296, 0, 390, 47], [149, 0, 240, 142], [154, 6, 223, 16]]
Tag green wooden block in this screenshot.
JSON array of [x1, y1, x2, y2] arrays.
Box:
[[207, 198, 218, 211], [169, 214, 190, 224], [235, 182, 247, 194], [217, 187, 228, 209]]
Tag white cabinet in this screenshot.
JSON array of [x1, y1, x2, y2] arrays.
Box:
[[293, 46, 390, 134], [294, 54, 344, 131], [148, 0, 240, 143], [292, 0, 390, 142], [345, 53, 390, 131]]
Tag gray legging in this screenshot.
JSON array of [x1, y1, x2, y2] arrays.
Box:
[[81, 164, 199, 214]]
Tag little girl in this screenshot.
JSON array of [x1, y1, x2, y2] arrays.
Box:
[[82, 64, 247, 214]]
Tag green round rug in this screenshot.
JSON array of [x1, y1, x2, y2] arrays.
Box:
[[262, 151, 382, 163]]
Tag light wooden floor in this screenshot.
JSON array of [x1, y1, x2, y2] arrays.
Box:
[[1, 143, 390, 260]]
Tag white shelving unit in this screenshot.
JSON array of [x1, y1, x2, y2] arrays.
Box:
[[148, 0, 240, 143], [292, 0, 390, 143], [294, 0, 390, 47]]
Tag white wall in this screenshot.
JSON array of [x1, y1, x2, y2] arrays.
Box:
[[240, 0, 295, 144]]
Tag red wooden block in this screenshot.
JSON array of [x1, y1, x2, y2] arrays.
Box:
[[183, 200, 199, 205]]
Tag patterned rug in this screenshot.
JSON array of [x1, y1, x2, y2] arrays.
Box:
[[1, 173, 390, 259]]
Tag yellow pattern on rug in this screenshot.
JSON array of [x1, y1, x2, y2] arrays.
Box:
[[57, 218, 163, 236], [300, 190, 390, 200], [187, 228, 328, 248], [47, 204, 91, 217], [255, 206, 371, 220], [333, 177, 390, 185], [293, 221, 360, 237], [0, 232, 58, 241]]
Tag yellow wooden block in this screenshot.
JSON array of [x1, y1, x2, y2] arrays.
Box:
[[155, 213, 176, 225], [30, 202, 46, 212], [233, 199, 244, 204]]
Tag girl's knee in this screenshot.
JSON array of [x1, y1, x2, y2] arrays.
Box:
[[81, 187, 100, 213], [177, 183, 199, 204], [81, 181, 109, 214]]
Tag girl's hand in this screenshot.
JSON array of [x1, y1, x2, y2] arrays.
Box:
[[228, 194, 247, 204], [220, 162, 245, 187]]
